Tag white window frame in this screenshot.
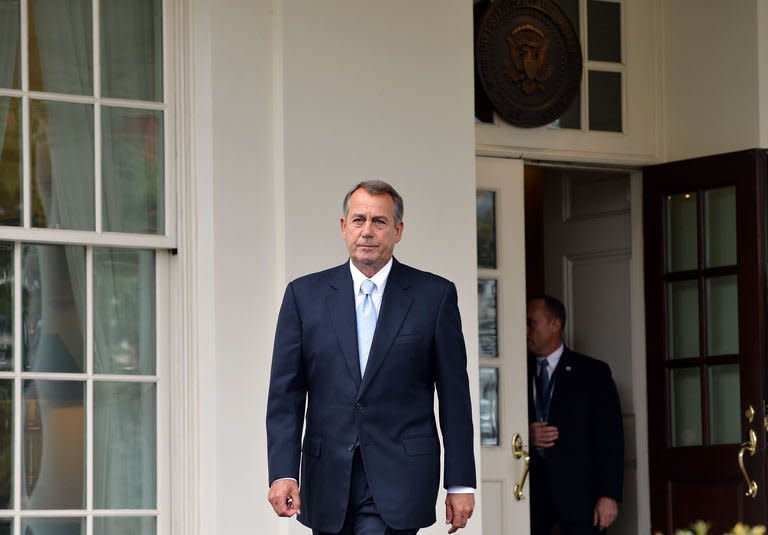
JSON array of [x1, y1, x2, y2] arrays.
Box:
[[0, 0, 178, 532], [0, 0, 177, 249]]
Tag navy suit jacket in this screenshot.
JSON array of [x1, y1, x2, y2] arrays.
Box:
[[266, 258, 476, 532], [528, 348, 624, 525]]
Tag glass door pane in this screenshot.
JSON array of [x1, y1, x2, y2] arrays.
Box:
[[705, 186, 737, 268], [706, 275, 738, 356], [477, 279, 498, 358], [665, 192, 697, 272], [667, 280, 699, 358], [708, 364, 740, 445], [476, 190, 497, 269], [479, 368, 499, 446], [670, 368, 702, 447]]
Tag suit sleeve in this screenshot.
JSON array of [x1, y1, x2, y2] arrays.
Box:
[[434, 282, 477, 489], [589, 362, 624, 501], [266, 282, 307, 486]]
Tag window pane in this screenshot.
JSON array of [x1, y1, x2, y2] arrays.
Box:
[[101, 0, 163, 101], [22, 244, 85, 373], [22, 380, 85, 509], [665, 192, 697, 272], [0, 0, 21, 89], [102, 107, 164, 234], [551, 85, 581, 130], [705, 186, 737, 268], [0, 243, 12, 371], [94, 382, 156, 509], [94, 249, 156, 374], [478, 279, 498, 358], [93, 516, 156, 535], [588, 0, 621, 62], [30, 100, 95, 231], [477, 190, 497, 269], [588, 70, 622, 132], [479, 368, 499, 446], [0, 381, 12, 509], [708, 364, 740, 445], [29, 0, 93, 95], [21, 518, 84, 534], [706, 275, 738, 356], [0, 97, 21, 226], [667, 280, 699, 359], [670, 368, 702, 447], [0, 520, 10, 535]]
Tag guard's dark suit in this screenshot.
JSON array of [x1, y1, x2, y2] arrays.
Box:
[[528, 348, 624, 535], [267, 259, 476, 533]]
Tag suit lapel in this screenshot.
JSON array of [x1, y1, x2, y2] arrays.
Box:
[[326, 264, 362, 386], [358, 259, 413, 398]]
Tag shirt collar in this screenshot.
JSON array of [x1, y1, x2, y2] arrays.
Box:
[[536, 343, 564, 371], [349, 257, 393, 295]]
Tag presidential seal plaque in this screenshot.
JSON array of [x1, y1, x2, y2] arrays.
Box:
[[476, 0, 582, 128]]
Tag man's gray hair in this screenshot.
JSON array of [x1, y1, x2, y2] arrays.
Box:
[[342, 180, 404, 225]]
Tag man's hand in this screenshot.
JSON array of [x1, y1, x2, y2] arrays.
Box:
[[445, 493, 474, 533], [593, 496, 618, 530], [530, 421, 559, 448], [267, 479, 301, 517]]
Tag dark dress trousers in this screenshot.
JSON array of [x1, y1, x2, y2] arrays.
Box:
[[267, 259, 476, 532], [528, 348, 624, 535]]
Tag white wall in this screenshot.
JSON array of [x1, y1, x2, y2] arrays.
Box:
[[198, 1, 482, 534], [662, 0, 761, 161], [205, 0, 283, 533], [759, 1, 768, 148]]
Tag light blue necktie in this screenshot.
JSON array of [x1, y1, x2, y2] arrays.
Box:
[[357, 279, 378, 376]]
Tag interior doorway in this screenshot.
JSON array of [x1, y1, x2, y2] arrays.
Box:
[[523, 165, 646, 535]]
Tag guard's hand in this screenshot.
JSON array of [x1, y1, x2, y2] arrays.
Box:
[[593, 496, 618, 530], [268, 479, 301, 517], [530, 421, 559, 448], [445, 493, 474, 533]]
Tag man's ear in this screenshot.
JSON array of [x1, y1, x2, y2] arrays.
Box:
[[552, 317, 563, 334]]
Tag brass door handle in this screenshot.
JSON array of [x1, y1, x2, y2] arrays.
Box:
[[738, 428, 758, 498], [512, 434, 530, 501]]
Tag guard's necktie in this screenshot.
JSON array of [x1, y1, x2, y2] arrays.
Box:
[[536, 358, 550, 421], [357, 279, 378, 376]]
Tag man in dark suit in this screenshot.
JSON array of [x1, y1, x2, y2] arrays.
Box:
[[266, 181, 476, 535], [527, 296, 624, 535]]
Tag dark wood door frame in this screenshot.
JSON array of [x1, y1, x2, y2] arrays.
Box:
[[644, 149, 768, 534]]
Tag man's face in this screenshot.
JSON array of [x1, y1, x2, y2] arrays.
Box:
[[341, 188, 403, 277], [526, 299, 562, 356]]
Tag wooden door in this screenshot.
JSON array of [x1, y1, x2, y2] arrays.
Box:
[[476, 157, 531, 535], [644, 149, 768, 534]]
